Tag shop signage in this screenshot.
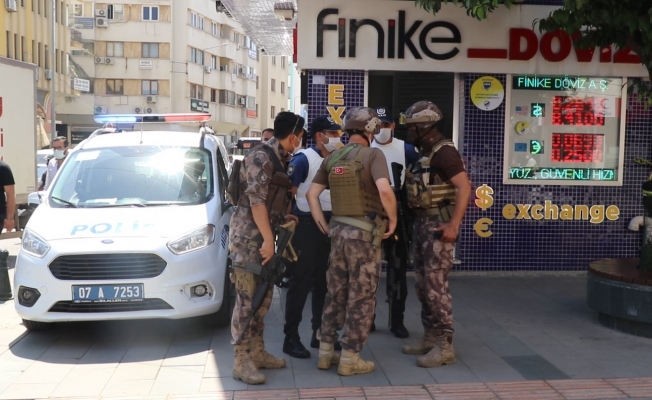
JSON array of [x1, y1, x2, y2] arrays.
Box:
[[326, 84, 346, 124], [246, 109, 257, 118], [72, 78, 90, 92], [473, 184, 620, 237], [297, 0, 648, 76], [74, 17, 94, 29], [470, 76, 504, 111], [190, 99, 209, 113]]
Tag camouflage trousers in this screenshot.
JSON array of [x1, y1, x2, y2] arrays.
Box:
[[229, 237, 274, 345], [413, 214, 455, 331], [320, 222, 381, 353]]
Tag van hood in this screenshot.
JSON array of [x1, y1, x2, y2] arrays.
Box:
[[28, 206, 213, 241]]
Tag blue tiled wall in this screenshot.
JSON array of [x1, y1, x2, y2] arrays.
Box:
[[458, 74, 652, 270], [305, 70, 652, 270], [305, 70, 365, 146]]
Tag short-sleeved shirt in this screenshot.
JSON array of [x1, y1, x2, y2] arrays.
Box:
[[229, 137, 290, 241], [313, 143, 390, 192], [428, 146, 466, 182], [0, 161, 15, 216], [289, 146, 332, 217]]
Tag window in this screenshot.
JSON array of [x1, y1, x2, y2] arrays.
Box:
[[210, 55, 217, 69], [107, 4, 123, 20], [107, 42, 124, 57], [106, 79, 124, 95], [246, 96, 255, 110], [211, 89, 217, 103], [271, 79, 276, 92], [272, 56, 276, 65], [190, 84, 197, 99], [198, 86, 204, 100], [190, 48, 204, 65], [142, 80, 158, 95], [44, 45, 49, 68], [219, 90, 236, 106], [211, 22, 218, 36], [142, 6, 159, 21], [256, 76, 259, 90], [190, 13, 203, 29], [73, 3, 82, 16], [271, 106, 276, 117], [142, 43, 159, 58], [281, 81, 285, 94], [233, 32, 240, 44], [21, 36, 25, 61], [43, 0, 47, 17], [281, 56, 286, 68], [37, 42, 42, 67]]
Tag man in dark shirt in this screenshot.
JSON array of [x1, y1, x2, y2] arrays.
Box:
[[0, 161, 16, 232]]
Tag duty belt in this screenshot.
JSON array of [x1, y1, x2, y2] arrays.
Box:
[[330, 215, 387, 247], [330, 216, 374, 232]]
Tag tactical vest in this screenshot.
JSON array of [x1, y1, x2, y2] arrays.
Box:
[[228, 144, 292, 224], [406, 140, 458, 210], [327, 144, 386, 218]]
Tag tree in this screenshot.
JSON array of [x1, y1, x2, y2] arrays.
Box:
[[414, 0, 652, 96]]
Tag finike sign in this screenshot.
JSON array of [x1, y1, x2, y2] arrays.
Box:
[[296, 0, 648, 77]]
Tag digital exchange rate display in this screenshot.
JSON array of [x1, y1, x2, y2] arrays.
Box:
[[505, 75, 624, 185]]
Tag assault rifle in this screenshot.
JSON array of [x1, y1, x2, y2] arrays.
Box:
[[388, 162, 411, 328], [236, 221, 297, 342]]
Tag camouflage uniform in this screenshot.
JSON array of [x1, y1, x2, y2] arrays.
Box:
[[413, 212, 455, 330], [319, 221, 381, 352], [229, 137, 291, 345]]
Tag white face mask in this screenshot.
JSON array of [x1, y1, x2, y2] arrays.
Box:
[[53, 149, 66, 160], [323, 136, 341, 152], [375, 128, 392, 143]]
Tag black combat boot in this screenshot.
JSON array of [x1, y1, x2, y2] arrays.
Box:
[[283, 333, 310, 359]]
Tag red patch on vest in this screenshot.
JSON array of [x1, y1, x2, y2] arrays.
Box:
[[334, 166, 344, 174]]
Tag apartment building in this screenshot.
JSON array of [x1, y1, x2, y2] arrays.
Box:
[[1, 0, 74, 139], [257, 54, 290, 134], [59, 0, 278, 146]]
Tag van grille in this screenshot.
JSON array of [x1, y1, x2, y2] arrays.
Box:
[[48, 299, 173, 313], [49, 254, 167, 280]]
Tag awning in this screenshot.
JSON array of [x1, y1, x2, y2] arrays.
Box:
[[218, 0, 296, 56]]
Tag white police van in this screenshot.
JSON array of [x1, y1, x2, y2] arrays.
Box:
[[14, 114, 235, 330]]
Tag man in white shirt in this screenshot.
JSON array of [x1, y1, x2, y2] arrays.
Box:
[[44, 136, 69, 191], [370, 107, 419, 338]]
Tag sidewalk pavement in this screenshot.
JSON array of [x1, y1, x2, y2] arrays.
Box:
[[1, 236, 652, 399]]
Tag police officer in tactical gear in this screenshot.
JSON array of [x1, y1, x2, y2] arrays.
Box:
[[283, 116, 344, 359], [228, 112, 304, 384], [371, 107, 419, 339], [307, 107, 397, 376], [400, 101, 471, 368]]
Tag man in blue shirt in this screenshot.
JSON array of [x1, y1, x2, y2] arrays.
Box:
[[370, 107, 419, 338], [283, 115, 343, 359]]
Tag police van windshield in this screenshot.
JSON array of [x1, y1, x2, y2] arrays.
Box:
[[48, 146, 213, 208]]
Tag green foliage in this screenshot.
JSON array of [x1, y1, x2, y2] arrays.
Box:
[[414, 0, 652, 104]]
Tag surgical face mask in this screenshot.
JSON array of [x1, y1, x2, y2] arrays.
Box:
[[375, 128, 392, 143], [291, 135, 301, 155], [323, 136, 341, 152], [53, 149, 66, 160]]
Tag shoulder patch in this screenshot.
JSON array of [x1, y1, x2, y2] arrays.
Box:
[[287, 164, 295, 176]]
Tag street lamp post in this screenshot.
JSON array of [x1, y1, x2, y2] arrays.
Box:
[[49, 0, 57, 141]]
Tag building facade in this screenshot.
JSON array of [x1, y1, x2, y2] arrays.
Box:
[[59, 0, 285, 147], [1, 0, 74, 142], [256, 54, 290, 133], [286, 0, 651, 271]]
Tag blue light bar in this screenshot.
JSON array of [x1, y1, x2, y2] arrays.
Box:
[[93, 113, 212, 124]]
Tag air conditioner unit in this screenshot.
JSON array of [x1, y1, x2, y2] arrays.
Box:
[[94, 56, 104, 64], [44, 69, 54, 80], [5, 0, 18, 12], [146, 108, 154, 114], [104, 57, 113, 65], [204, 66, 213, 74], [237, 44, 241, 50], [96, 17, 108, 28], [239, 97, 246, 105], [135, 107, 141, 114], [94, 106, 108, 114], [95, 8, 106, 17], [219, 65, 227, 72], [146, 96, 157, 103]]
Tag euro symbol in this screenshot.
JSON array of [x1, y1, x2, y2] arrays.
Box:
[[533, 105, 543, 117], [474, 218, 493, 238], [531, 141, 542, 155], [475, 184, 494, 211]]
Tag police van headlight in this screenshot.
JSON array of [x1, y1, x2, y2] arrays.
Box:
[[21, 229, 51, 258], [167, 225, 216, 255]]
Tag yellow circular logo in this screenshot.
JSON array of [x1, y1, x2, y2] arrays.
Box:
[[470, 76, 504, 111]]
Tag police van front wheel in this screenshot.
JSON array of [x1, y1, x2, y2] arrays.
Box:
[[22, 319, 53, 331], [205, 268, 235, 328]]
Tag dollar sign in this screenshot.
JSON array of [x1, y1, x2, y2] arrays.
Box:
[[475, 184, 494, 211]]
